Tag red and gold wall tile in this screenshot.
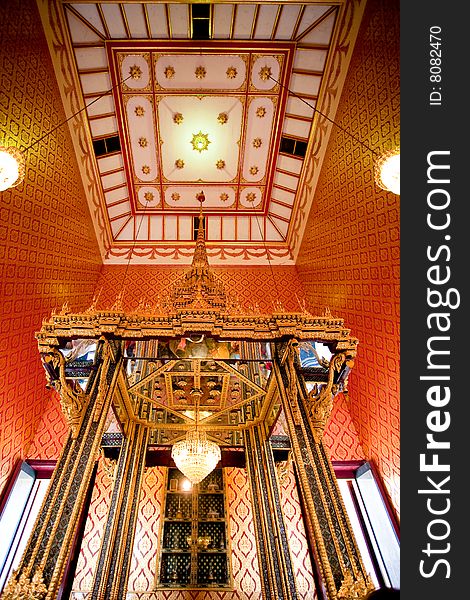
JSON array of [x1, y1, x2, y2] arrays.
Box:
[[297, 0, 400, 514], [0, 0, 102, 495]]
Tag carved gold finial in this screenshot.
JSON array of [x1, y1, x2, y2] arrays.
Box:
[[2, 569, 47, 600], [337, 571, 375, 599], [169, 191, 227, 312]]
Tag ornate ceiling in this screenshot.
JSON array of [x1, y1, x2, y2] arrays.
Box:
[[39, 1, 367, 264]]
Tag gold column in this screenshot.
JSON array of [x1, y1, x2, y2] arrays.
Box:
[[1, 340, 123, 600], [90, 423, 149, 600], [245, 423, 299, 600], [273, 339, 373, 600]]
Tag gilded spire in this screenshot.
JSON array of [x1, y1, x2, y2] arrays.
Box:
[[170, 192, 227, 311]]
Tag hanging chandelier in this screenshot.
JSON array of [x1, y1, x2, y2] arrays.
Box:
[[171, 387, 221, 484]]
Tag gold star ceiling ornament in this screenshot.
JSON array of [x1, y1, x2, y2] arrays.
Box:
[[144, 191, 154, 201], [164, 65, 175, 79], [195, 66, 206, 79], [138, 137, 148, 148], [129, 64, 142, 80], [173, 112, 184, 125], [259, 65, 272, 81], [256, 106, 266, 118], [191, 131, 211, 153], [216, 159, 225, 170], [220, 192, 229, 201], [217, 112, 228, 125], [252, 137, 262, 148], [226, 66, 237, 79], [175, 159, 185, 169], [171, 192, 181, 201], [135, 105, 145, 117]]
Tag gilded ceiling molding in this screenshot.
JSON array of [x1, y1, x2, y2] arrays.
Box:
[[288, 0, 368, 259], [35, 0, 111, 260], [105, 244, 294, 264]]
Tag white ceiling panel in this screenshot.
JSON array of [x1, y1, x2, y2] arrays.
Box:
[[56, 1, 359, 265], [146, 4, 169, 38], [100, 4, 128, 39], [123, 4, 148, 38]]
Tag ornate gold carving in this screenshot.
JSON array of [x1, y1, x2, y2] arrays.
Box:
[[175, 159, 185, 169], [129, 65, 142, 80], [286, 340, 302, 426], [191, 131, 210, 153], [143, 192, 154, 202], [337, 571, 374, 600], [256, 106, 266, 118], [216, 159, 226, 170], [226, 66, 237, 79], [42, 349, 87, 438], [276, 451, 292, 486], [170, 204, 227, 312], [93, 344, 112, 422], [246, 192, 256, 202], [134, 105, 145, 117], [1, 569, 47, 600], [252, 137, 262, 148], [249, 166, 259, 175], [164, 65, 175, 79], [141, 165, 150, 175], [171, 192, 180, 201], [220, 192, 229, 201], [217, 112, 228, 124], [308, 352, 349, 442], [100, 448, 116, 483], [138, 137, 148, 148], [173, 112, 183, 124], [259, 65, 272, 81], [195, 66, 206, 79]]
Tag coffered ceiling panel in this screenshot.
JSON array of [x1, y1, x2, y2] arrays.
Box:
[[44, 1, 366, 264]]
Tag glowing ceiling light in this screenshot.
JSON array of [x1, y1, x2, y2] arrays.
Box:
[[0, 146, 25, 191], [191, 131, 211, 153], [375, 149, 400, 195]]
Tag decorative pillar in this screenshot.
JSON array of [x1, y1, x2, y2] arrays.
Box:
[[245, 423, 299, 600], [1, 339, 123, 600], [90, 423, 149, 600], [273, 339, 373, 600]]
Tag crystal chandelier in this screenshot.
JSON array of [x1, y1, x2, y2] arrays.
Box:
[[171, 387, 221, 484]]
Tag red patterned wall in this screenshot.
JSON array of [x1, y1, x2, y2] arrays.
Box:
[[0, 0, 102, 495], [93, 264, 306, 314], [72, 460, 113, 591], [296, 0, 400, 514], [128, 466, 166, 592], [26, 391, 68, 459], [280, 463, 316, 599]]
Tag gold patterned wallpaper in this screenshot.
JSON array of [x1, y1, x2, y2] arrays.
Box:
[[297, 0, 400, 514], [0, 0, 102, 493]]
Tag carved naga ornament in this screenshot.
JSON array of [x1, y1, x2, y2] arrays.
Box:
[[40, 348, 87, 438], [307, 351, 354, 443]]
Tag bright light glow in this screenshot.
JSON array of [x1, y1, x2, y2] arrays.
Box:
[[0, 146, 25, 191], [171, 430, 221, 484], [375, 150, 400, 195], [180, 478, 192, 491]]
